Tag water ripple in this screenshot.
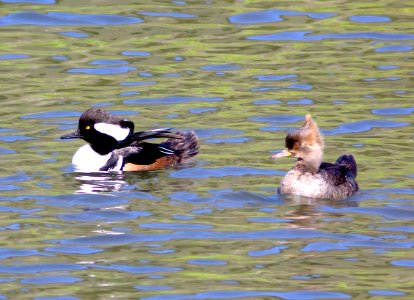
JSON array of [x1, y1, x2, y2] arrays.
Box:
[[1, 0, 55, 3], [0, 184, 23, 191], [0, 12, 143, 26], [135, 285, 174, 291], [195, 128, 244, 138], [204, 137, 251, 144], [187, 259, 227, 266], [250, 115, 303, 123], [120, 81, 156, 86], [376, 65, 400, 70], [94, 264, 182, 274], [121, 50, 151, 57], [229, 9, 335, 24], [248, 217, 291, 223], [349, 15, 391, 23], [140, 223, 213, 230], [138, 12, 197, 18], [124, 96, 223, 105], [170, 167, 282, 178], [67, 66, 136, 75], [322, 206, 414, 220], [21, 275, 82, 284], [375, 45, 413, 52], [56, 229, 376, 245], [371, 107, 414, 115], [253, 99, 282, 105], [189, 107, 217, 114], [254, 74, 298, 81], [248, 30, 414, 41], [302, 239, 414, 252], [0, 53, 30, 60], [323, 120, 410, 135], [248, 245, 289, 256], [368, 290, 405, 296], [201, 64, 242, 71], [0, 249, 52, 260], [0, 135, 33, 142], [58, 31, 89, 38], [21, 110, 80, 119], [90, 59, 128, 65], [391, 260, 414, 268], [287, 99, 314, 105], [60, 210, 151, 222], [44, 245, 102, 255], [142, 290, 351, 300], [0, 174, 32, 183], [31, 193, 128, 208], [0, 264, 85, 274], [378, 226, 414, 233]]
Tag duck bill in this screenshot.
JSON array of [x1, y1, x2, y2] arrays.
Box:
[[271, 149, 292, 159], [61, 130, 83, 139]]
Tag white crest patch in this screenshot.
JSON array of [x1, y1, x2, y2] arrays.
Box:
[[72, 145, 123, 172], [94, 123, 130, 141]]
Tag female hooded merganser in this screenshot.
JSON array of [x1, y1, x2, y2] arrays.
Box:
[[61, 108, 199, 172], [271, 114, 358, 200]]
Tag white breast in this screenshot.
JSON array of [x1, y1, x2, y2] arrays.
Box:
[[72, 145, 123, 172]]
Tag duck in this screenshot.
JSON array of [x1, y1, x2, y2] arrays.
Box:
[[61, 108, 199, 172], [271, 114, 358, 200]]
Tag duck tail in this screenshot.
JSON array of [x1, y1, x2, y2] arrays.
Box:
[[162, 131, 199, 163], [336, 154, 357, 178]]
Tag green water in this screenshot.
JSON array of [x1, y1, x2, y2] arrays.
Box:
[[0, 0, 413, 299]]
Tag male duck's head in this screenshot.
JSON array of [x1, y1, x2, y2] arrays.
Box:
[[61, 108, 134, 154]]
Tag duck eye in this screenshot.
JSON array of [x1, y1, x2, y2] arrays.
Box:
[[85, 126, 90, 130]]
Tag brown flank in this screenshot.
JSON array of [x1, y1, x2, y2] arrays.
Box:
[[123, 156, 177, 171]]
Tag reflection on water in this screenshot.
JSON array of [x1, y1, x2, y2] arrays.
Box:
[[248, 30, 414, 41], [0, 11, 143, 26], [73, 172, 127, 193], [0, 0, 413, 299]]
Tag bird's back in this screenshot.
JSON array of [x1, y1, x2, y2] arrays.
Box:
[[122, 131, 199, 171], [279, 154, 358, 200]]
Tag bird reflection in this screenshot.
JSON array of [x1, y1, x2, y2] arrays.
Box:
[[73, 172, 128, 193], [278, 193, 359, 229], [70, 169, 181, 194]]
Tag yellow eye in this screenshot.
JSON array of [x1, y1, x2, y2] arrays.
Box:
[[85, 126, 90, 130]]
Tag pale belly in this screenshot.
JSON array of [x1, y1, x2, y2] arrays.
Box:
[[279, 170, 348, 200], [72, 145, 123, 172]]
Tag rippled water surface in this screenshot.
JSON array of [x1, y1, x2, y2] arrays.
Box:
[[0, 0, 413, 299]]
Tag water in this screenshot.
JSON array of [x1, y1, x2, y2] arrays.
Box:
[[0, 0, 413, 299]]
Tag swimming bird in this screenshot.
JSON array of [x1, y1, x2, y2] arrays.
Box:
[[61, 108, 199, 172], [271, 114, 358, 200]]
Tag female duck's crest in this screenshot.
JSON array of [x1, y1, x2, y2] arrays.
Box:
[[274, 114, 324, 173]]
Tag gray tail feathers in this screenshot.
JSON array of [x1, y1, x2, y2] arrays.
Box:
[[162, 131, 199, 163], [336, 154, 357, 178]]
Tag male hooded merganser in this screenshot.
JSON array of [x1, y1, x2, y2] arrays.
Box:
[[271, 114, 358, 200], [61, 108, 199, 172]]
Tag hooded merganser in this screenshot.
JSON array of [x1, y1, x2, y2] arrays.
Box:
[[271, 114, 358, 200], [61, 108, 199, 172]]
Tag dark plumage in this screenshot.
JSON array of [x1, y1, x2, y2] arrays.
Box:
[[61, 108, 199, 172]]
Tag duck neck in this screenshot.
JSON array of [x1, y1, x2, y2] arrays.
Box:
[[298, 149, 323, 173], [91, 143, 115, 155]]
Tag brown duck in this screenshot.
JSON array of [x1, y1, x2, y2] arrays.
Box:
[[272, 114, 358, 200]]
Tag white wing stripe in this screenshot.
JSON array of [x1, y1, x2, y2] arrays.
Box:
[[158, 146, 175, 155]]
